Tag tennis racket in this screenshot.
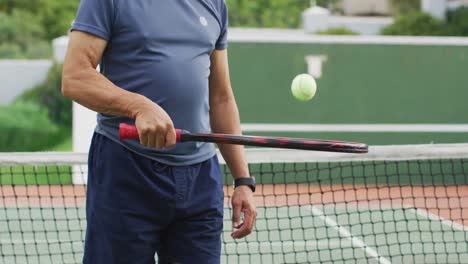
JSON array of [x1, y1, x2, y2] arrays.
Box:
[[119, 123, 368, 153]]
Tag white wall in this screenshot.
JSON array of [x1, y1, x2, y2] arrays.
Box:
[[72, 102, 97, 153], [422, 0, 447, 19], [0, 60, 53, 105]]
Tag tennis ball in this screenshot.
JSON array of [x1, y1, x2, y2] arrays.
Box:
[[291, 74, 317, 102]]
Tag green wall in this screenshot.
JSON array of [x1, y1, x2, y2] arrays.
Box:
[[227, 42, 468, 145]]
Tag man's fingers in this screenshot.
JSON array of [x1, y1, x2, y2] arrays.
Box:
[[246, 208, 256, 232], [139, 129, 149, 147], [232, 201, 242, 228], [147, 134, 156, 148], [165, 127, 176, 148], [231, 209, 255, 239], [155, 134, 165, 149]]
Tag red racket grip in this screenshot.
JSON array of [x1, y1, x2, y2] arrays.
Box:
[[119, 123, 182, 142]]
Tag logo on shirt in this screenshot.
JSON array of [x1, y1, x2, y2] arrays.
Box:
[[199, 16, 208, 27]]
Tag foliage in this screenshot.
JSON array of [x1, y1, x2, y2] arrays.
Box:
[[0, 43, 23, 58], [381, 12, 448, 36], [0, 0, 79, 40], [38, 0, 79, 40], [16, 64, 72, 127], [47, 136, 72, 151], [0, 101, 67, 151], [0, 10, 45, 47], [0, 41, 51, 59], [389, 0, 421, 15], [446, 7, 468, 36], [0, 63, 72, 151], [0, 10, 51, 58], [0, 0, 43, 14], [316, 0, 340, 7], [226, 0, 310, 28], [382, 7, 468, 37], [316, 27, 359, 35]]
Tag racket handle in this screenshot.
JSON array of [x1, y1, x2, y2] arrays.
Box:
[[118, 123, 183, 142]]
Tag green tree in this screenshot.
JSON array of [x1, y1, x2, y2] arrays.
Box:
[[0, 0, 80, 40], [316, 0, 341, 13], [446, 7, 468, 36], [0, 10, 44, 47], [39, 0, 79, 40], [381, 12, 448, 36], [0, 10, 51, 58], [226, 0, 311, 28], [0, 0, 43, 14]]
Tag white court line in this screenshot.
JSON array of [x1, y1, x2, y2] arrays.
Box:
[[408, 207, 468, 232], [223, 239, 355, 253], [241, 124, 468, 133], [307, 205, 392, 264]]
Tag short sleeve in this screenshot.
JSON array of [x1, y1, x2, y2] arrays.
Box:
[[215, 1, 228, 50], [71, 0, 115, 41]]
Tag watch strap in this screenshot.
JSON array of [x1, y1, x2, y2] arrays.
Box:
[[234, 177, 256, 192]]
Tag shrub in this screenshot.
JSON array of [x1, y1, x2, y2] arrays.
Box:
[[381, 12, 448, 36], [446, 7, 468, 36], [0, 43, 23, 58], [16, 64, 72, 127], [316, 27, 359, 35], [0, 101, 67, 151]]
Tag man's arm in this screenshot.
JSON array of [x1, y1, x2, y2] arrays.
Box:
[[62, 31, 175, 149], [209, 49, 257, 239]]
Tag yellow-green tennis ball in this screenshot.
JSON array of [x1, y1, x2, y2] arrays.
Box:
[[291, 74, 317, 102]]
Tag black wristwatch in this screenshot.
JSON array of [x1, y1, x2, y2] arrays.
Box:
[[234, 177, 256, 192]]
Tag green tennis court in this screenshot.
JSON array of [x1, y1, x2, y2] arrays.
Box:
[[1, 146, 468, 263], [1, 204, 467, 264], [222, 205, 468, 264]]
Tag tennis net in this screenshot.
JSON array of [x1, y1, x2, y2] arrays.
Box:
[[1, 144, 468, 263]]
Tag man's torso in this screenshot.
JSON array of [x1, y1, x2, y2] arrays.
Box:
[[72, 0, 228, 165]]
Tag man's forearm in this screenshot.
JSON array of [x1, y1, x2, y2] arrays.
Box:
[[210, 97, 250, 179], [62, 67, 151, 119]]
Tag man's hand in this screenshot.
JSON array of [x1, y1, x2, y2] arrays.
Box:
[[231, 185, 257, 239], [134, 101, 176, 149]]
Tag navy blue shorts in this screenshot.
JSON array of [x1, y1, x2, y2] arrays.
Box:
[[83, 133, 224, 264]]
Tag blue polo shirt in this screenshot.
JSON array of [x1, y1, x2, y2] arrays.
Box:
[[71, 0, 228, 165]]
